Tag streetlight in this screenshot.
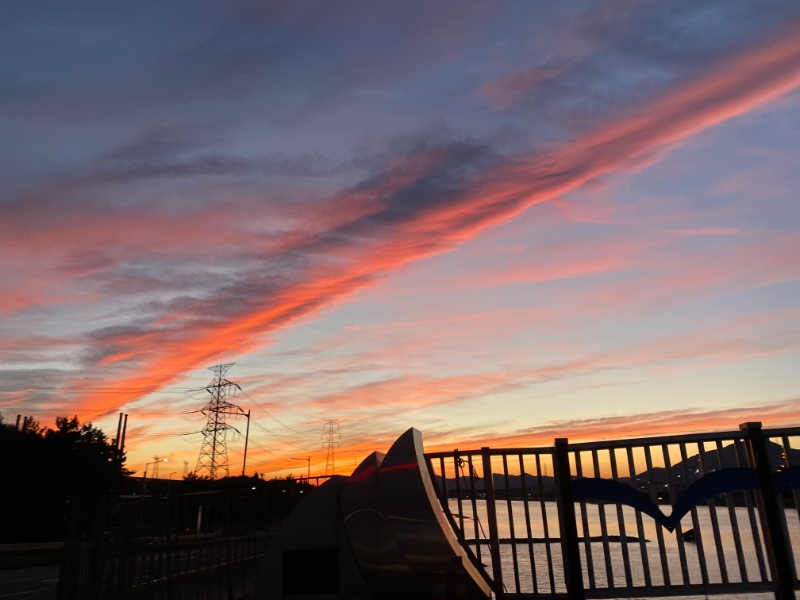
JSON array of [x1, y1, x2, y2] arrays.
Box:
[[289, 457, 310, 482], [142, 458, 168, 494]]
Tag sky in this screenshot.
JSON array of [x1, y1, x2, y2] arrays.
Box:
[[2, 1, 800, 480]]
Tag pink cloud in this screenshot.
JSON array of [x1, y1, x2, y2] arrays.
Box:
[[439, 398, 800, 451], [17, 25, 800, 422], [480, 67, 561, 109], [579, 230, 800, 315], [236, 397, 800, 476], [673, 227, 743, 236], [218, 312, 800, 468]]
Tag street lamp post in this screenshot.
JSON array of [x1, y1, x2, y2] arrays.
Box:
[[142, 458, 168, 494], [289, 457, 311, 482]]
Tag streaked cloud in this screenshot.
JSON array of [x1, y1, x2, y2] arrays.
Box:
[[2, 3, 799, 473]]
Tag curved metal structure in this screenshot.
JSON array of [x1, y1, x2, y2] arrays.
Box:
[[252, 428, 492, 599], [376, 428, 491, 599], [340, 450, 413, 598]]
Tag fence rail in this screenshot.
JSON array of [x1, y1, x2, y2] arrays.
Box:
[[425, 422, 800, 600], [57, 484, 306, 600]]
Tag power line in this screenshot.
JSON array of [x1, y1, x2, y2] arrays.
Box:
[[247, 438, 282, 458], [1, 403, 202, 416], [239, 390, 315, 438], [0, 386, 201, 393], [251, 421, 313, 452], [0, 410, 123, 417]]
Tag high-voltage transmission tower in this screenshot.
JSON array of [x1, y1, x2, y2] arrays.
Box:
[[321, 420, 340, 476], [195, 363, 246, 479]]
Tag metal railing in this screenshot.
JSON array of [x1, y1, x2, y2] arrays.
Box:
[[425, 422, 800, 599], [57, 485, 305, 600]]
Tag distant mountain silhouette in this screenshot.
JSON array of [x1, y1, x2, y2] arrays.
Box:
[[436, 473, 556, 498], [433, 440, 798, 501]]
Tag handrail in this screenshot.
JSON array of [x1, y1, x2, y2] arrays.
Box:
[[425, 422, 800, 600]]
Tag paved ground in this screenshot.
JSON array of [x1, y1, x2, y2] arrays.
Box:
[[0, 565, 58, 600]]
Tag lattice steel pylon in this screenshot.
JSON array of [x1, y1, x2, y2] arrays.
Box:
[[322, 420, 340, 476], [194, 363, 244, 479]]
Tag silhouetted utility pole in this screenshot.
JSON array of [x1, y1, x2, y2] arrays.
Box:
[[119, 413, 128, 452], [194, 363, 246, 479], [115, 413, 123, 448], [290, 456, 311, 481], [112, 412, 128, 453], [241, 409, 251, 476], [322, 421, 340, 476]]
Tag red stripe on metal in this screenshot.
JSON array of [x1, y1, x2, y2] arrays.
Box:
[[349, 464, 377, 483], [380, 462, 419, 473]]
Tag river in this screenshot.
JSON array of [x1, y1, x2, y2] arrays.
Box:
[[448, 499, 800, 599]]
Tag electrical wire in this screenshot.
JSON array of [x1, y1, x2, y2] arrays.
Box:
[[239, 390, 316, 438], [244, 437, 284, 459], [251, 420, 316, 452], [0, 386, 202, 394], [4, 375, 324, 463]]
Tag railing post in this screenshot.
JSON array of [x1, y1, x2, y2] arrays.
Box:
[[740, 422, 796, 600], [481, 447, 505, 598], [554, 438, 585, 600]]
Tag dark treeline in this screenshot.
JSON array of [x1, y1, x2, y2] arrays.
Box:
[[1, 413, 315, 543], [1, 412, 131, 543]]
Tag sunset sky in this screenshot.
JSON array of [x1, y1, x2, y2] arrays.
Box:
[[3, 2, 800, 479]]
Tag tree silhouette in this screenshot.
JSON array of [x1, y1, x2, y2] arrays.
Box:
[[1, 412, 131, 542]]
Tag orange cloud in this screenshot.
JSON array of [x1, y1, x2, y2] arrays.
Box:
[[424, 397, 800, 452], [43, 25, 800, 425], [167, 396, 800, 479]]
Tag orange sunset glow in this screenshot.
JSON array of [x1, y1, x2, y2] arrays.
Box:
[[3, 3, 800, 482]]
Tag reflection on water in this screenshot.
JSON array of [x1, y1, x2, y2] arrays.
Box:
[[449, 499, 799, 599]]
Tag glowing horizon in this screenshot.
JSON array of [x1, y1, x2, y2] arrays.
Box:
[[2, 3, 799, 479]]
